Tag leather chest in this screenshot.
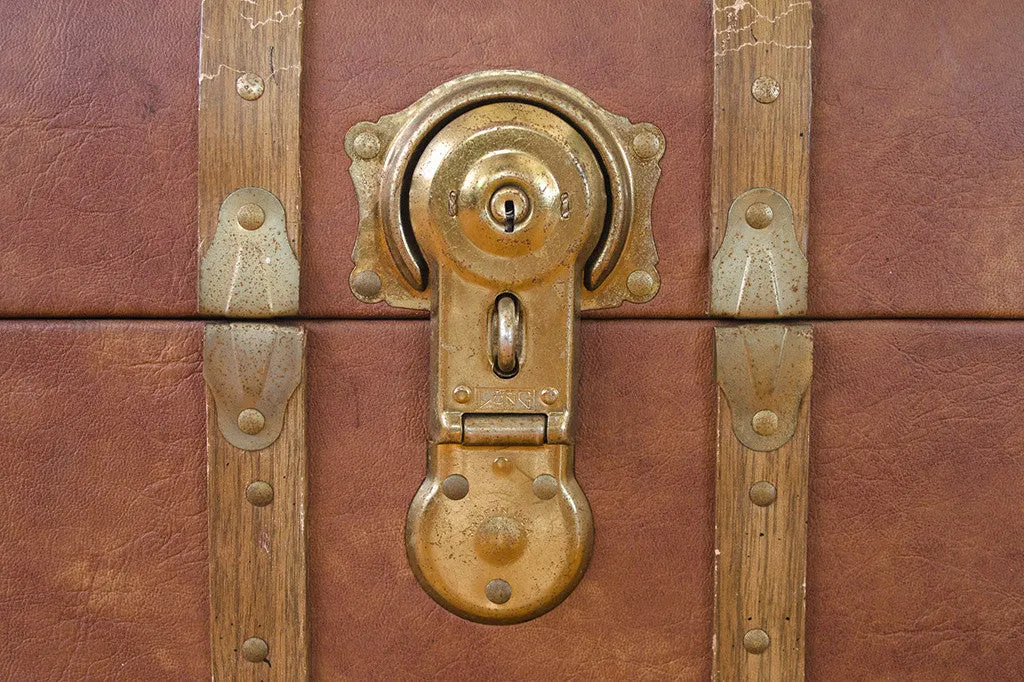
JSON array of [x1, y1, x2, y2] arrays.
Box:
[[1, 1, 1022, 679]]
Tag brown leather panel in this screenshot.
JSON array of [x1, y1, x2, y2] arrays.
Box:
[[0, 2, 200, 317], [0, 322, 208, 680], [2, 320, 1023, 677], [808, 0, 1024, 317], [3, 1, 1022, 318], [809, 321, 1024, 679], [305, 319, 1024, 678], [305, 320, 716, 679]]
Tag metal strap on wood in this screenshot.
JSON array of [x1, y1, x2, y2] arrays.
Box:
[[198, 1, 307, 678], [710, 1, 813, 679]]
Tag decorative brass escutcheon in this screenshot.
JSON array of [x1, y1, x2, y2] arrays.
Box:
[[346, 70, 663, 624]]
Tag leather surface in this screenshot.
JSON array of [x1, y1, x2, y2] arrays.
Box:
[[2, 0, 1022, 318], [808, 321, 1024, 680], [0, 322, 208, 680], [0, 1, 199, 317], [1, 320, 1023, 678]]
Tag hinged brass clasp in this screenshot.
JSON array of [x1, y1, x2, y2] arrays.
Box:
[[346, 70, 664, 623]]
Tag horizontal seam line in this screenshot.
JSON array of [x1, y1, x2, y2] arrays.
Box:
[[0, 316, 1023, 323]]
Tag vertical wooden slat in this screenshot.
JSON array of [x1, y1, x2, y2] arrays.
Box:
[[207, 327, 308, 680], [711, 1, 813, 679], [199, 1, 306, 676], [711, 0, 812, 256], [199, 0, 304, 272], [714, 352, 811, 680]]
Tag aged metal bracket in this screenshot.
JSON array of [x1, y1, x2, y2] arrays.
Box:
[[346, 70, 664, 624], [712, 188, 808, 317], [200, 187, 300, 317], [716, 325, 813, 452], [204, 323, 304, 451]]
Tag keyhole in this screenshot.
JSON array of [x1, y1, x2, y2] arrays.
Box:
[[504, 200, 515, 233]]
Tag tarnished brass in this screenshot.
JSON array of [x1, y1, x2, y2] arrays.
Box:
[[204, 323, 304, 451], [406, 443, 591, 624], [711, 188, 808, 318], [199, 187, 300, 317], [347, 69, 662, 311], [346, 70, 664, 624], [715, 325, 813, 451]]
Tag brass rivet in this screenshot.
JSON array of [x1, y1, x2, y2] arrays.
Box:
[[236, 72, 265, 101], [453, 385, 473, 404], [441, 473, 469, 500], [475, 516, 526, 564], [351, 270, 383, 300], [485, 578, 512, 605], [751, 409, 779, 436], [751, 76, 780, 104], [352, 131, 381, 160], [744, 628, 770, 654], [492, 457, 513, 475], [539, 388, 559, 405], [626, 270, 657, 300], [631, 130, 662, 159], [744, 202, 774, 229], [241, 636, 268, 663], [245, 481, 275, 507], [532, 474, 559, 501], [237, 408, 266, 435], [749, 481, 778, 507], [236, 203, 265, 231]]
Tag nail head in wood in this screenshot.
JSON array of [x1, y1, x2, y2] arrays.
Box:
[[245, 481, 275, 507], [241, 637, 268, 663], [749, 481, 778, 507], [237, 408, 266, 435], [236, 72, 265, 101], [743, 628, 771, 654], [751, 76, 780, 104]]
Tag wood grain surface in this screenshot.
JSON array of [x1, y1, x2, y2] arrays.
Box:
[[710, 0, 812, 257], [715, 385, 810, 680], [208, 359, 308, 679], [711, 1, 813, 679], [198, 0, 304, 279]]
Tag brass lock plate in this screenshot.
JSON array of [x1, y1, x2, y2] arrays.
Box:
[[346, 70, 664, 623]]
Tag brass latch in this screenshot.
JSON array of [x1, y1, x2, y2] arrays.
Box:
[[346, 70, 664, 623]]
